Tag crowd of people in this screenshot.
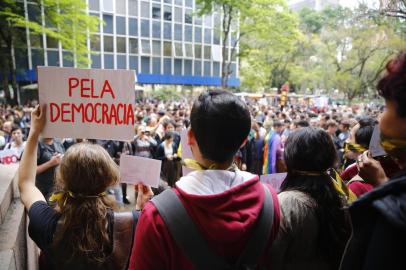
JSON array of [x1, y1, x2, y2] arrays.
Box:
[[1, 50, 405, 269]]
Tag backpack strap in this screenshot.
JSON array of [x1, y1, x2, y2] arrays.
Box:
[[151, 189, 229, 270], [234, 184, 273, 269], [151, 184, 274, 270]]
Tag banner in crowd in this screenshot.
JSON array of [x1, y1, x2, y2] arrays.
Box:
[[0, 148, 21, 164], [119, 154, 161, 188], [260, 173, 287, 192], [38, 67, 135, 141]]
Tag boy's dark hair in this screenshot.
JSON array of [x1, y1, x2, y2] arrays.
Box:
[[190, 90, 251, 163], [11, 125, 22, 133]]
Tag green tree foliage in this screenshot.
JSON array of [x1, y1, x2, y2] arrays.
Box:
[[0, 0, 98, 105]]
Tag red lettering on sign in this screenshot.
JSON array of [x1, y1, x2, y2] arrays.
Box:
[[68, 77, 79, 97], [94, 103, 102, 124], [61, 103, 71, 122], [80, 78, 91, 98], [50, 103, 60, 122], [100, 80, 116, 99]]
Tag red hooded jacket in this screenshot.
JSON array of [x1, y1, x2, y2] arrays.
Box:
[[128, 174, 280, 270]]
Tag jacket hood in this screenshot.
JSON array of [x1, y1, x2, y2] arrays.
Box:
[[174, 170, 271, 250]]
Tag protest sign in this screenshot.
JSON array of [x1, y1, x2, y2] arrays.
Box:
[[38, 67, 135, 141], [119, 154, 161, 188], [0, 148, 21, 164], [260, 173, 287, 192]]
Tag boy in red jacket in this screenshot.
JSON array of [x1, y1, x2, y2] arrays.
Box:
[[128, 90, 280, 270]]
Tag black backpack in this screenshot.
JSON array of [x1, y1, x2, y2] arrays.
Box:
[[151, 185, 274, 270]]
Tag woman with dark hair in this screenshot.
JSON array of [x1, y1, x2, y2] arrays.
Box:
[[269, 127, 350, 270], [341, 117, 377, 196], [156, 131, 179, 187], [340, 51, 406, 269], [18, 105, 153, 269]]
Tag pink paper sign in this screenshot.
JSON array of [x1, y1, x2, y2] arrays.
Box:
[[119, 154, 162, 188], [38, 67, 135, 141], [0, 149, 21, 164], [180, 129, 193, 160], [260, 173, 287, 192]]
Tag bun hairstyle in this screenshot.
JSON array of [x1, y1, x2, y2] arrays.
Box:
[[53, 143, 119, 265], [355, 117, 378, 148], [378, 51, 406, 117]]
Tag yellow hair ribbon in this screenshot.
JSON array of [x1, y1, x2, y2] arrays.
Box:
[[345, 142, 367, 154], [330, 169, 357, 204], [380, 135, 406, 152], [49, 190, 107, 206]]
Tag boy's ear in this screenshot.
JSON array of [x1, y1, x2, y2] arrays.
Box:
[[187, 128, 196, 146]]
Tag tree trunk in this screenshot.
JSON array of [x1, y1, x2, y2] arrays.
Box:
[[221, 4, 233, 90]]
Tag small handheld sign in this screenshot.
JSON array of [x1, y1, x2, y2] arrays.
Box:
[[38, 67, 135, 141], [119, 154, 162, 188]]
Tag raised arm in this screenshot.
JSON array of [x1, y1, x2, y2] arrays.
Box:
[[18, 105, 47, 210]]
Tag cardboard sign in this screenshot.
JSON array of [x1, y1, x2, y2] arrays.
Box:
[[0, 148, 21, 164], [119, 154, 161, 188], [369, 125, 386, 158], [260, 173, 287, 192], [38, 67, 135, 141]]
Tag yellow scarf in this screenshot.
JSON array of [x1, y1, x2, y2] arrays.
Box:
[[183, 158, 237, 171], [49, 191, 107, 206], [380, 135, 406, 152]]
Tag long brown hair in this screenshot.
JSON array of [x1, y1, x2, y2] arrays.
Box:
[[53, 143, 119, 265]]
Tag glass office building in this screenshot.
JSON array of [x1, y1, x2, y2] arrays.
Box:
[[18, 0, 240, 87]]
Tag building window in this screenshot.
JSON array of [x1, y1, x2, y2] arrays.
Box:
[[141, 1, 150, 18], [213, 31, 220, 45], [117, 55, 127, 69], [185, 9, 192, 24], [129, 38, 138, 54], [104, 54, 114, 69], [103, 0, 113, 12], [31, 49, 44, 67], [47, 51, 59, 66], [164, 23, 171, 39], [174, 59, 182, 75], [174, 24, 182, 41], [163, 41, 172, 56], [174, 0, 182, 6], [231, 63, 237, 78], [174, 7, 182, 23], [116, 16, 126, 35], [164, 0, 172, 4], [89, 0, 100, 11], [185, 0, 193, 8], [63, 51, 74, 67], [194, 44, 202, 58], [185, 25, 192, 42], [152, 40, 161, 56], [117, 0, 126, 14], [129, 56, 138, 70], [204, 29, 211, 44], [184, 43, 193, 58], [204, 61, 211, 76], [195, 16, 202, 25], [184, 59, 192, 75], [204, 14, 212, 27], [141, 56, 150, 73], [129, 0, 138, 16], [129, 18, 138, 36], [46, 36, 58, 49], [152, 21, 161, 38], [103, 14, 113, 34], [152, 4, 161, 19], [116, 37, 126, 53], [204, 45, 211, 59], [194, 27, 202, 43], [104, 36, 114, 52], [141, 39, 151, 54], [164, 58, 172, 74], [164, 5, 172, 21], [174, 42, 183, 57], [194, 60, 202, 76], [28, 4, 41, 24], [91, 54, 101, 68], [152, 57, 161, 74], [213, 61, 220, 77], [141, 19, 150, 37], [90, 35, 101, 51]]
